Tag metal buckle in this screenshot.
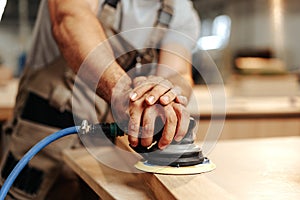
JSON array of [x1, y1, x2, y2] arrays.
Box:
[[157, 9, 172, 27]]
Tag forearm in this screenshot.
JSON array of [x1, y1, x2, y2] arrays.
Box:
[[48, 0, 130, 102], [157, 44, 194, 99]]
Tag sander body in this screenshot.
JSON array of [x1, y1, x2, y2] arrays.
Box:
[[83, 118, 216, 174]]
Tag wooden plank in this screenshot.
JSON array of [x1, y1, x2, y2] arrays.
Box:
[[189, 85, 300, 119], [63, 138, 233, 200], [137, 172, 234, 200], [115, 136, 234, 200], [63, 137, 300, 199], [0, 79, 18, 122], [195, 118, 300, 141], [63, 147, 156, 200], [0, 108, 13, 122], [206, 137, 300, 200]]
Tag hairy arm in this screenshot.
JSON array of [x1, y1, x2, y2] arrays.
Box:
[[48, 0, 131, 102]]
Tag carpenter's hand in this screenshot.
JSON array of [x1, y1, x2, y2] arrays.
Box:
[[129, 76, 188, 106], [110, 75, 133, 128], [127, 76, 190, 149]]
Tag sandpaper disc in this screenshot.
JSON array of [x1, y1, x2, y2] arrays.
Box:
[[134, 158, 216, 175]]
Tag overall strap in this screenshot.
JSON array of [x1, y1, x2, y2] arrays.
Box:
[[100, 0, 174, 47], [98, 0, 121, 32], [98, 0, 175, 74], [142, 0, 174, 64]]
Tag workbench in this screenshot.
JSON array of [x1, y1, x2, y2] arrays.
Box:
[[0, 79, 18, 122], [189, 85, 300, 140], [0, 79, 299, 139], [63, 136, 300, 200]]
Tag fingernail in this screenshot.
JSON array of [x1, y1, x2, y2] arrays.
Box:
[[130, 141, 138, 147], [130, 92, 137, 100], [161, 96, 169, 103], [174, 135, 183, 142], [159, 143, 167, 149], [147, 95, 155, 104]]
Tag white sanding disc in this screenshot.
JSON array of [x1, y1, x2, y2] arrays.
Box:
[[134, 158, 216, 175]]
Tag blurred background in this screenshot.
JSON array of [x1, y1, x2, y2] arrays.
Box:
[[1, 0, 300, 86], [0, 2, 299, 197], [0, 0, 300, 140], [193, 0, 300, 90]]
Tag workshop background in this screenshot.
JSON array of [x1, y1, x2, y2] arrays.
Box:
[[1, 0, 299, 138], [0, 0, 300, 199]]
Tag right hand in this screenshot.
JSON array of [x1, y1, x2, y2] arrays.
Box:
[[127, 76, 190, 149]]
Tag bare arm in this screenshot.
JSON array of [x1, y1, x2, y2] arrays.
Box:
[[48, 0, 130, 102], [48, 0, 192, 149], [157, 44, 194, 99]]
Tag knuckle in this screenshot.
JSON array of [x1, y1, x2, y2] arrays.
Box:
[[129, 118, 140, 131], [168, 114, 178, 124], [160, 137, 172, 146], [143, 125, 154, 135], [161, 80, 173, 90]]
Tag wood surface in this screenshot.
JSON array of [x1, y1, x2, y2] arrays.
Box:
[[115, 136, 233, 200], [63, 137, 233, 200], [189, 85, 300, 119], [63, 146, 156, 200], [0, 79, 18, 122], [195, 118, 300, 141], [207, 136, 300, 200], [63, 136, 300, 200]]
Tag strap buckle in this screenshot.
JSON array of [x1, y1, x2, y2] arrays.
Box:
[[157, 8, 173, 27]]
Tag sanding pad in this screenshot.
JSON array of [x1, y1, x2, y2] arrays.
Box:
[[134, 158, 216, 175]]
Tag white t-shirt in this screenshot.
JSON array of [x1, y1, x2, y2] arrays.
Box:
[[26, 0, 200, 69]]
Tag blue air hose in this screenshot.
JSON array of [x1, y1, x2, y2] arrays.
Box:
[[0, 126, 79, 200]]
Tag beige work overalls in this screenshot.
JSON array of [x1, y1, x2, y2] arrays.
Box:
[[0, 0, 174, 199], [1, 57, 109, 200]]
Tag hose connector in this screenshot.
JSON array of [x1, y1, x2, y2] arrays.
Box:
[[79, 120, 125, 139], [80, 120, 91, 135]]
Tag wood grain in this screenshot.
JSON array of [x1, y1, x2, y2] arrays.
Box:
[[63, 137, 300, 199], [207, 137, 300, 200], [63, 147, 156, 200], [115, 136, 233, 200]]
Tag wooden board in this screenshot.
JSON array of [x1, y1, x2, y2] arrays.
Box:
[[63, 137, 300, 199], [63, 147, 156, 200], [114, 136, 233, 200], [63, 136, 233, 200], [0, 79, 18, 122], [189, 85, 300, 119], [207, 136, 300, 200]]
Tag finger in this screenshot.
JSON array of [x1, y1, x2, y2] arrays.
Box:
[[159, 86, 182, 105], [158, 104, 177, 149], [145, 79, 173, 105], [133, 76, 147, 87], [140, 105, 162, 147], [175, 95, 188, 106], [129, 76, 165, 101], [127, 98, 145, 147], [172, 103, 190, 142]]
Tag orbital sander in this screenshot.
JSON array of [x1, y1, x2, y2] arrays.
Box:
[[82, 118, 215, 175]]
